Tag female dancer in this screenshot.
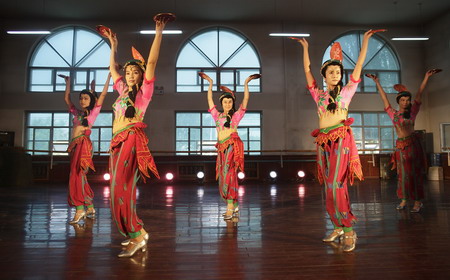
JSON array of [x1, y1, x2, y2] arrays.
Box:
[[63, 73, 111, 224], [366, 69, 441, 212], [291, 30, 381, 252], [199, 72, 260, 220], [103, 13, 173, 257]]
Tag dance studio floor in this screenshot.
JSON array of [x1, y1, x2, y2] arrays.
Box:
[[1, 179, 450, 279]]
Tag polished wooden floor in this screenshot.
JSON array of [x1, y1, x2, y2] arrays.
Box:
[[1, 178, 450, 279]]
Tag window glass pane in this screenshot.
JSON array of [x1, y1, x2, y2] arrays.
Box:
[[367, 48, 399, 70], [177, 69, 202, 92], [52, 142, 68, 153], [29, 113, 52, 126], [34, 129, 50, 141], [176, 141, 189, 153], [349, 113, 362, 125], [96, 113, 112, 126], [92, 141, 99, 153], [380, 114, 392, 126], [101, 128, 112, 141], [90, 128, 99, 141], [364, 127, 379, 140], [380, 127, 393, 140], [26, 141, 33, 152], [176, 128, 189, 140], [378, 72, 399, 93], [220, 71, 235, 88], [53, 113, 69, 126], [201, 127, 216, 141], [249, 128, 261, 141], [35, 141, 50, 154], [78, 42, 110, 67], [176, 113, 200, 126], [223, 44, 260, 67], [381, 140, 393, 150], [191, 128, 200, 140], [31, 42, 68, 67], [191, 31, 219, 65], [235, 69, 261, 92], [365, 37, 384, 64], [74, 30, 101, 65], [202, 113, 215, 126], [190, 141, 200, 153], [249, 141, 261, 151], [176, 44, 214, 67], [93, 70, 113, 92], [74, 71, 88, 91], [46, 29, 74, 64], [27, 128, 34, 141], [218, 30, 245, 65], [352, 127, 362, 140], [238, 128, 248, 140], [30, 69, 53, 86], [240, 113, 261, 126], [363, 113, 378, 126], [53, 128, 69, 140], [100, 141, 110, 152]]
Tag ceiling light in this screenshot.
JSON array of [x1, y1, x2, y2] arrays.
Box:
[[140, 30, 183, 35], [269, 33, 310, 37], [7, 31, 51, 35], [391, 37, 429, 41]]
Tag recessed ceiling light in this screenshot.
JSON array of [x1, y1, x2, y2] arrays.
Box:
[[269, 33, 310, 37], [391, 37, 429, 41], [140, 30, 183, 35], [7, 31, 51, 35]]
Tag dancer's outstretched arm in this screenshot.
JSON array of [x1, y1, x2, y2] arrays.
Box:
[[352, 30, 376, 81], [96, 73, 112, 106], [105, 30, 120, 82], [241, 74, 261, 109], [199, 72, 215, 109], [62, 75, 73, 109], [146, 18, 167, 81], [366, 74, 390, 109], [291, 38, 315, 87], [416, 69, 441, 103]]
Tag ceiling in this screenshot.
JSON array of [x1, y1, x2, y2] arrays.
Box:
[[1, 0, 449, 27]]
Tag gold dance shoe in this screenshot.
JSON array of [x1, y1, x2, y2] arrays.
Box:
[[69, 211, 86, 224], [342, 232, 357, 252], [118, 239, 147, 258], [86, 208, 96, 218], [322, 229, 344, 242], [121, 233, 149, 247]]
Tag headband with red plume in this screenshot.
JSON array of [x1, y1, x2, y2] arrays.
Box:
[[123, 47, 146, 72], [321, 42, 343, 75], [219, 85, 236, 101], [393, 84, 412, 103]]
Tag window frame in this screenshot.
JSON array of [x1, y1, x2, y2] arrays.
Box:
[[175, 27, 262, 93], [25, 111, 113, 156], [28, 26, 110, 93]]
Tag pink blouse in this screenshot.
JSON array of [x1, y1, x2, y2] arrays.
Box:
[[308, 76, 360, 116], [69, 104, 102, 128], [385, 101, 421, 130], [112, 76, 155, 121], [209, 105, 246, 132]]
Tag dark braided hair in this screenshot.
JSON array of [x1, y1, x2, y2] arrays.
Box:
[[220, 97, 236, 128], [321, 61, 344, 113], [79, 89, 97, 127], [125, 84, 140, 119]]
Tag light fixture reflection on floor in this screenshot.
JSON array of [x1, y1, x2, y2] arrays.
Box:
[[165, 172, 174, 183], [197, 171, 205, 184], [297, 170, 306, 182], [238, 172, 245, 181], [103, 173, 110, 181]]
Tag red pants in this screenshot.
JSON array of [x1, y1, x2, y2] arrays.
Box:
[[67, 135, 95, 208], [109, 123, 159, 238]]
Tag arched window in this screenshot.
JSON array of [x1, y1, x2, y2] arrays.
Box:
[[176, 27, 261, 93], [28, 26, 110, 92], [322, 31, 400, 93]]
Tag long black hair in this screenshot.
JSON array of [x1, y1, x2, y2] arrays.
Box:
[[79, 89, 97, 127], [124, 62, 144, 119], [219, 96, 236, 128], [321, 61, 344, 113]]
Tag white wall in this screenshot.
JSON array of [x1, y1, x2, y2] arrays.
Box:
[[0, 15, 447, 152]]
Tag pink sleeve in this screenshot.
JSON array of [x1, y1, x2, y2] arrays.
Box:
[[341, 76, 361, 101], [208, 106, 219, 122], [308, 82, 320, 104], [410, 101, 421, 120], [69, 104, 78, 116], [140, 77, 156, 102], [87, 104, 102, 126], [113, 77, 127, 96], [232, 105, 247, 125], [384, 105, 396, 121]]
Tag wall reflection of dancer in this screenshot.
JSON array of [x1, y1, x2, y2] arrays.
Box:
[[366, 69, 441, 213], [102, 13, 174, 257], [199, 72, 260, 220], [62, 74, 111, 224], [291, 29, 382, 252]]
